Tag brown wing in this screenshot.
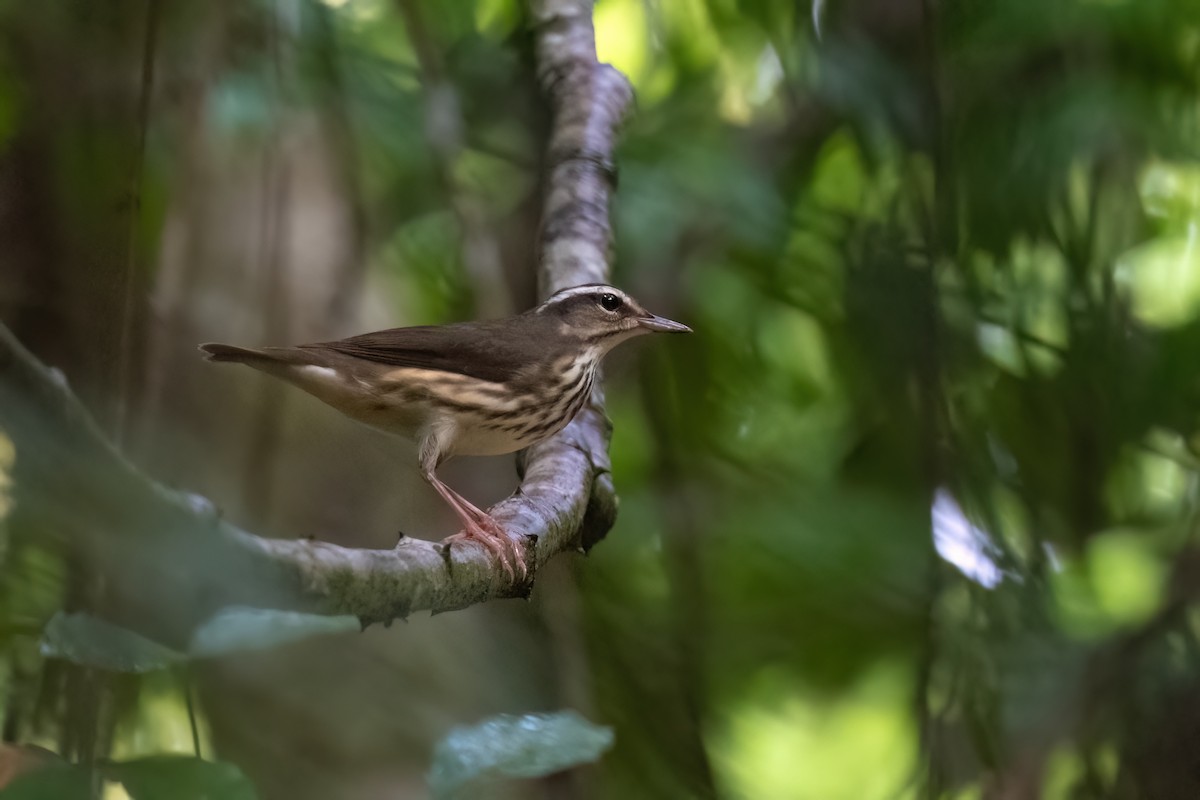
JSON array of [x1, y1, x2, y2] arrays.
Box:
[[301, 317, 559, 385]]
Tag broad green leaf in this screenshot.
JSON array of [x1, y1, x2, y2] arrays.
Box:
[[187, 607, 360, 658], [0, 764, 90, 799], [39, 608, 360, 672], [103, 756, 256, 800], [428, 711, 614, 800], [40, 613, 183, 673]]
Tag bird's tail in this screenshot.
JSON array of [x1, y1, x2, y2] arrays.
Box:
[[199, 343, 316, 376], [199, 343, 274, 364]]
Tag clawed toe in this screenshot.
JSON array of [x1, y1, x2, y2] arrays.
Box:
[[443, 523, 526, 581]]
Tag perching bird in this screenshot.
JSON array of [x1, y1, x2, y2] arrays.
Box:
[[199, 284, 691, 576]]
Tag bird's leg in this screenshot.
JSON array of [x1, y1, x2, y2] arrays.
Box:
[[418, 441, 523, 579], [428, 475, 524, 579]]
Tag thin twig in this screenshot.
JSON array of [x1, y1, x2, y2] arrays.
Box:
[[183, 672, 202, 758], [115, 0, 160, 445]]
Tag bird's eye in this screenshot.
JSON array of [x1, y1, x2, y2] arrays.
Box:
[[598, 293, 622, 312]]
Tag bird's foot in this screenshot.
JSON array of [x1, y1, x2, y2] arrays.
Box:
[[444, 516, 526, 582]]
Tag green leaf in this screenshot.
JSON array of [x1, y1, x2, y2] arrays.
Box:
[[187, 607, 360, 658], [39, 613, 184, 673], [428, 711, 614, 800], [104, 756, 257, 800], [0, 765, 91, 799], [38, 608, 360, 673]]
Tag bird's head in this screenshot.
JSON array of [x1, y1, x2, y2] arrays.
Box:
[[536, 284, 691, 351]]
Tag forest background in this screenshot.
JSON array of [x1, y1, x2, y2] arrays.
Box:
[[0, 0, 1199, 798]]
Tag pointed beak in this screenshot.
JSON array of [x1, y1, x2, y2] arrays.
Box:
[[638, 314, 692, 334]]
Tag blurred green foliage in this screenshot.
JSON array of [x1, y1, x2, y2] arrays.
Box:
[[0, 755, 257, 800], [0, 0, 1199, 797]]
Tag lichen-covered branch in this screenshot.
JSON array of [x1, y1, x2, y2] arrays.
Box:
[[0, 0, 632, 630], [532, 0, 632, 295]]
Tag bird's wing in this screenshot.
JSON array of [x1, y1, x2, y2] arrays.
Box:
[[302, 319, 546, 384]]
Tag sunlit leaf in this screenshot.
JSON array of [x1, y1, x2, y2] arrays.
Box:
[[1140, 160, 1200, 232], [427, 711, 614, 799], [1117, 236, 1200, 328], [1088, 531, 1165, 627], [40, 613, 183, 673], [714, 662, 916, 800], [807, 131, 868, 216], [594, 0, 651, 89]]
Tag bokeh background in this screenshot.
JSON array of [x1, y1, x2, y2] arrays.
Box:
[[2, 0, 1200, 797]]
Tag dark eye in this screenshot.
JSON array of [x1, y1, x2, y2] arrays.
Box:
[[598, 293, 622, 312]]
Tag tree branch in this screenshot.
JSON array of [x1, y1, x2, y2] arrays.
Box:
[[532, 0, 631, 295], [0, 0, 631, 631]]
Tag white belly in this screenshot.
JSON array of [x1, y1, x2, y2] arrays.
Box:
[[445, 411, 573, 457]]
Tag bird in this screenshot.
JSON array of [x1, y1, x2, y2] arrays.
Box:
[[199, 284, 691, 577]]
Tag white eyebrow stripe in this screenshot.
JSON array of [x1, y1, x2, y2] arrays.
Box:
[[536, 285, 630, 310]]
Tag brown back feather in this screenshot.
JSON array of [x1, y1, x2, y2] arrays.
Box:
[[303, 314, 577, 385]]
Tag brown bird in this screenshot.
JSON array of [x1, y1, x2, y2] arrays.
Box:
[[200, 284, 691, 576]]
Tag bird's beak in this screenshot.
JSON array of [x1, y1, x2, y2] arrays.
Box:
[[638, 314, 692, 334]]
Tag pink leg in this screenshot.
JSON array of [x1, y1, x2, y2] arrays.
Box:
[[418, 434, 525, 579], [425, 470, 524, 579]]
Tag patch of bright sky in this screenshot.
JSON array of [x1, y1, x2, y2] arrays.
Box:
[[751, 46, 784, 106], [931, 490, 1005, 589]]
